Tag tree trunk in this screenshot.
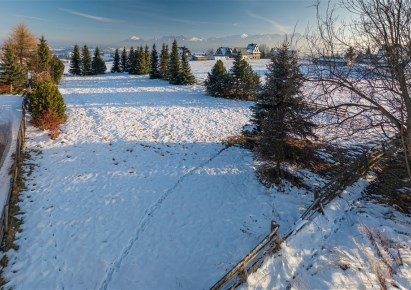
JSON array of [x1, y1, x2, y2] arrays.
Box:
[[404, 117, 411, 179]]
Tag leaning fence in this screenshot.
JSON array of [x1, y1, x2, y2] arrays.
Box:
[[0, 103, 26, 242], [210, 136, 400, 290]]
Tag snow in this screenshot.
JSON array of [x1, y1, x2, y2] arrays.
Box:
[[2, 60, 410, 289], [2, 72, 309, 289], [0, 95, 23, 220], [243, 180, 411, 289]]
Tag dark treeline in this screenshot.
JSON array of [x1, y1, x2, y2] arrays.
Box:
[[111, 39, 195, 85], [69, 44, 107, 76]]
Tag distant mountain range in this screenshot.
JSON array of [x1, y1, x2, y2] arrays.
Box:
[[114, 33, 304, 53], [48, 33, 306, 55]]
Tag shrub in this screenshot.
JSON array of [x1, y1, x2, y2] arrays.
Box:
[[26, 79, 66, 136], [31, 109, 62, 138]]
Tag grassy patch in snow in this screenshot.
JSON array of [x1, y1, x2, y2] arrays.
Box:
[[367, 152, 411, 214]]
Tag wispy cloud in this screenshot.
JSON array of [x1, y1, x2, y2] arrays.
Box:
[[13, 14, 47, 22], [60, 8, 119, 23], [247, 11, 291, 34], [189, 37, 203, 42]]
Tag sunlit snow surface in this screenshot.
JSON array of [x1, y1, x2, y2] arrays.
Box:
[[3, 72, 309, 289], [3, 61, 410, 289]]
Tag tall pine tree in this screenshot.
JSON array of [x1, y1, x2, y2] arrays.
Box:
[[159, 43, 169, 80], [135, 46, 143, 74], [37, 35, 51, 73], [81, 45, 92, 76], [149, 43, 160, 79], [69, 44, 81, 75], [205, 60, 230, 97], [143, 45, 150, 74], [92, 47, 107, 75], [179, 50, 196, 85], [168, 40, 181, 84], [0, 46, 27, 92], [253, 41, 316, 181], [50, 55, 64, 84], [111, 48, 121, 73], [229, 51, 260, 100], [127, 46, 134, 73], [120, 47, 127, 72]]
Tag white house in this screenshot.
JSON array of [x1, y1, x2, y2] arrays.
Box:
[[232, 43, 261, 59]]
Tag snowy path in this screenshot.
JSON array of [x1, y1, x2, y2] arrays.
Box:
[[2, 74, 289, 289], [0, 95, 23, 223]]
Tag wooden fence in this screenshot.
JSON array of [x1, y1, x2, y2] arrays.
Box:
[[0, 103, 26, 242], [210, 137, 399, 290]]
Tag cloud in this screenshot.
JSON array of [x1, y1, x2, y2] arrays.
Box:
[[13, 14, 47, 22], [240, 33, 248, 39], [130, 35, 140, 41], [189, 37, 203, 42], [60, 8, 119, 23], [246, 11, 291, 34]]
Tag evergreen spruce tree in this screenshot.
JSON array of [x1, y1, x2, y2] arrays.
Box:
[[0, 47, 27, 92], [229, 51, 260, 100], [159, 43, 169, 80], [135, 46, 143, 74], [143, 45, 150, 74], [149, 43, 161, 79], [81, 45, 92, 76], [26, 79, 66, 123], [69, 44, 81, 75], [111, 48, 121, 73], [120, 47, 127, 72], [168, 40, 181, 84], [50, 55, 65, 84], [180, 50, 196, 85], [37, 35, 51, 73], [204, 60, 230, 97], [253, 41, 316, 181], [127, 46, 134, 73], [91, 47, 107, 75]]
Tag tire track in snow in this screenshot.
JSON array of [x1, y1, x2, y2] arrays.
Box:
[[98, 145, 229, 290]]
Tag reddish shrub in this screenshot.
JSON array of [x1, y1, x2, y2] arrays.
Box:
[[31, 109, 64, 139], [0, 85, 10, 94]]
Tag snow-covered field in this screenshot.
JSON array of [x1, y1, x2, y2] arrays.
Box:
[[2, 70, 311, 289], [1, 60, 410, 289]]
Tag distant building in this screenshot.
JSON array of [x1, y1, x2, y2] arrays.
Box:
[[212, 47, 233, 60], [191, 54, 209, 61], [232, 43, 261, 59], [178, 47, 191, 57], [313, 57, 351, 67], [271, 49, 299, 60]]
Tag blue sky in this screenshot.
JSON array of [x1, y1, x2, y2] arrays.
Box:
[[0, 0, 321, 46]]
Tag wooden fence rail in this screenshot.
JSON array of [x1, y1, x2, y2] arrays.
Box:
[[0, 103, 26, 242], [210, 137, 399, 290], [210, 225, 280, 290]]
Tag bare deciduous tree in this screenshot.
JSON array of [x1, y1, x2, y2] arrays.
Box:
[[308, 0, 411, 177]]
